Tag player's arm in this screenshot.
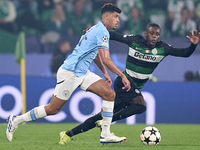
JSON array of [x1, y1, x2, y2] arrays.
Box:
[[98, 48, 131, 91], [109, 31, 135, 45], [166, 29, 200, 57], [94, 53, 112, 87]]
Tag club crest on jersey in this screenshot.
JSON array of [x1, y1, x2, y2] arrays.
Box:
[[62, 90, 70, 97], [102, 36, 108, 42], [135, 89, 140, 94], [152, 48, 157, 55]]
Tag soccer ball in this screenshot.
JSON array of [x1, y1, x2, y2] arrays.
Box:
[[140, 126, 161, 146]]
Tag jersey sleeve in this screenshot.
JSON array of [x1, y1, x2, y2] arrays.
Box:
[[109, 31, 136, 46], [96, 30, 109, 50], [163, 42, 197, 57]]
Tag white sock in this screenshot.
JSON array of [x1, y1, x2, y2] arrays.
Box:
[[101, 100, 114, 137], [14, 106, 47, 125]]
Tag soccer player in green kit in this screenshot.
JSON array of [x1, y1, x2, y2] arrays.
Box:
[[58, 23, 200, 144]]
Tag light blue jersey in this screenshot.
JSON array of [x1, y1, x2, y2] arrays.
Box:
[[61, 21, 109, 77]]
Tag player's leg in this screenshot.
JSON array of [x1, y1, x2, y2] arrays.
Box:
[[87, 79, 115, 135], [62, 92, 120, 139], [65, 95, 146, 139], [111, 76, 146, 122], [13, 95, 66, 123], [94, 95, 146, 130], [66, 95, 146, 138], [6, 95, 67, 142], [62, 95, 146, 139], [58, 71, 104, 145], [58, 113, 102, 145], [86, 80, 126, 143], [65, 113, 102, 137], [6, 68, 80, 142], [59, 71, 126, 144], [64, 75, 146, 141], [112, 96, 146, 122], [82, 71, 126, 143]]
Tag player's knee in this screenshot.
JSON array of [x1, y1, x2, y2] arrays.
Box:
[[102, 89, 115, 101], [136, 104, 146, 114]]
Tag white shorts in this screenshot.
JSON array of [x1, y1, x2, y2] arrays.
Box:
[[53, 67, 102, 100]]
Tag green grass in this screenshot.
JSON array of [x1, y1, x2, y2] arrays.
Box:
[[0, 123, 200, 150]]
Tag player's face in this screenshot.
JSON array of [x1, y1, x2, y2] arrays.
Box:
[[107, 11, 120, 30], [145, 27, 161, 47]]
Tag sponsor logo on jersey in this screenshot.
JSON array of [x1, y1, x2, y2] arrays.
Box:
[[123, 34, 134, 38], [134, 52, 156, 61], [135, 47, 143, 50], [57, 80, 65, 84], [145, 50, 150, 53]]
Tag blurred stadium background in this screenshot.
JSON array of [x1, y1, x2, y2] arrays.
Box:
[[0, 0, 200, 124]]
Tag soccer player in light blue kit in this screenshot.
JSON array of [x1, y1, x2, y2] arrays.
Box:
[[6, 3, 131, 144]]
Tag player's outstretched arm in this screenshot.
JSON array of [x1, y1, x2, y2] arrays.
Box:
[[166, 29, 199, 57], [186, 29, 200, 45]]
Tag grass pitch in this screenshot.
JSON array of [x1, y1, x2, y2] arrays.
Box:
[[0, 123, 200, 150]]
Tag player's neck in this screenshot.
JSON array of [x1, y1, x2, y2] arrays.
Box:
[[101, 20, 110, 31]]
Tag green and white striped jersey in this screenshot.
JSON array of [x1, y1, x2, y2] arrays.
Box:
[[110, 31, 197, 89]]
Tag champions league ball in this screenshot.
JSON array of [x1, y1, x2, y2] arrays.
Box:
[[140, 126, 161, 146]]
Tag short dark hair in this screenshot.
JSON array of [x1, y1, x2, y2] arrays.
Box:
[[101, 3, 121, 15], [146, 23, 161, 30]]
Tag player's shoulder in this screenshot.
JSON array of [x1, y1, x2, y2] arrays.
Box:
[[135, 35, 144, 39], [156, 40, 172, 48], [86, 23, 108, 39], [156, 40, 163, 46], [96, 21, 108, 31], [92, 23, 109, 37]]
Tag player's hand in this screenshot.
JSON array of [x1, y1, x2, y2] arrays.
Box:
[[121, 75, 131, 92], [103, 72, 112, 87], [186, 29, 200, 45]]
